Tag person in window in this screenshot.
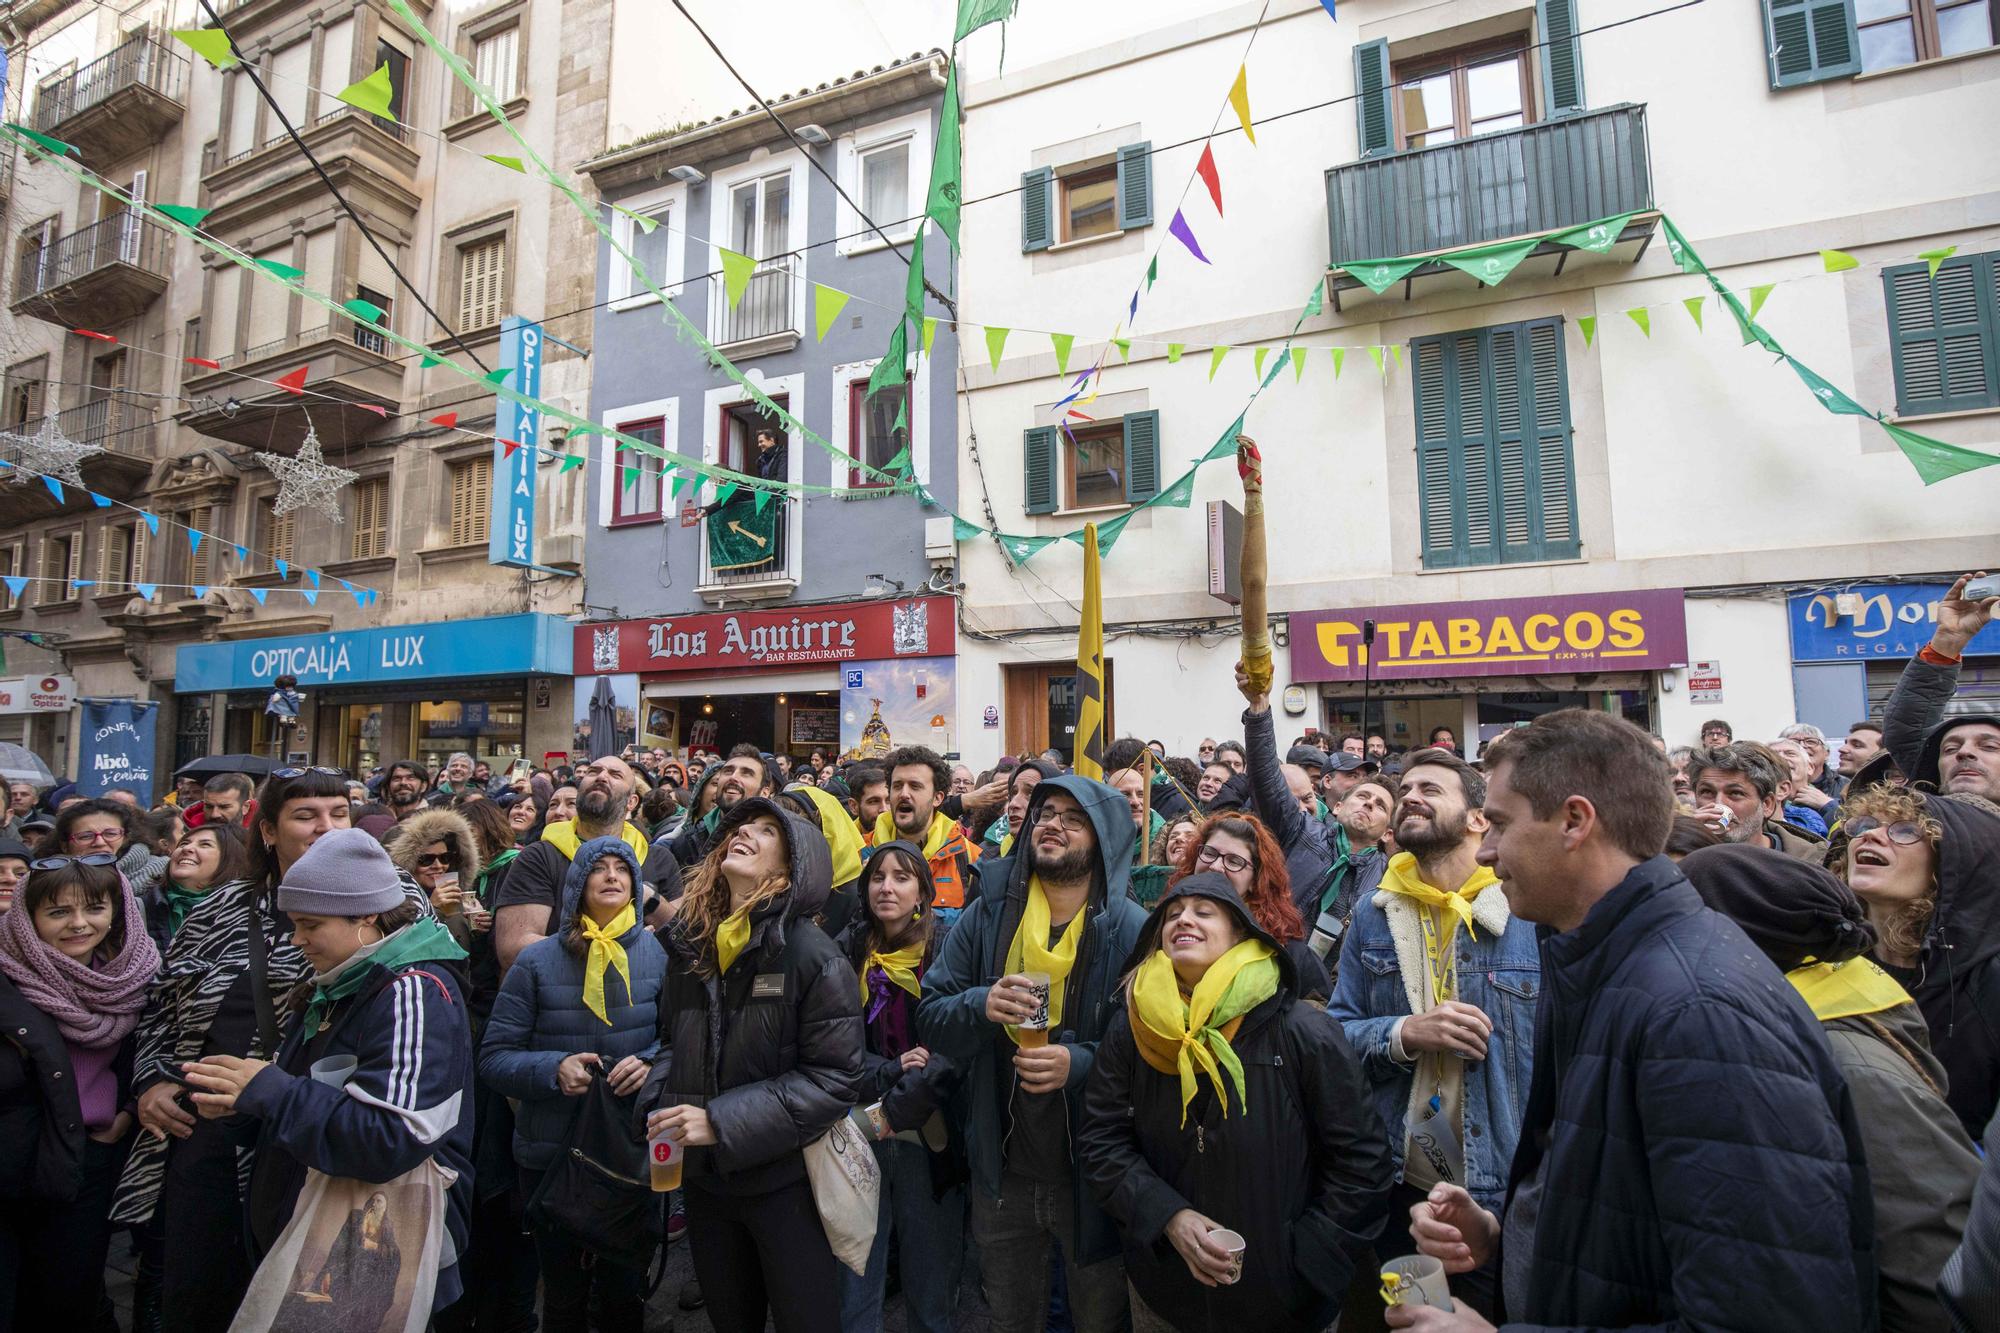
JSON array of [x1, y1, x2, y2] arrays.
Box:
[[702, 426, 787, 571]]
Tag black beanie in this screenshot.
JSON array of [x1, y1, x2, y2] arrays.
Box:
[[1679, 843, 1876, 972]]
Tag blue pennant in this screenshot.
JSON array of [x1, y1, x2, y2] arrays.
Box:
[[249, 587, 268, 605], [275, 558, 289, 579], [142, 512, 158, 536], [134, 583, 157, 600], [88, 491, 111, 508], [301, 588, 319, 606], [42, 477, 63, 501], [188, 530, 204, 554]]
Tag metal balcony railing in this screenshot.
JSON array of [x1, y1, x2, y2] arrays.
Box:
[[31, 30, 187, 133], [14, 214, 173, 302], [698, 505, 799, 593], [0, 398, 156, 462], [710, 257, 800, 346], [1326, 104, 1653, 263], [217, 103, 413, 171]]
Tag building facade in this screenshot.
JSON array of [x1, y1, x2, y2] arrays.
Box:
[[949, 0, 2000, 765]]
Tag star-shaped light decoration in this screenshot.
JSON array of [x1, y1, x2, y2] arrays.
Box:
[[1, 412, 105, 488], [256, 424, 356, 523]]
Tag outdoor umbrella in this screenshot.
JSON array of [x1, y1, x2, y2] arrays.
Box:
[[0, 742, 56, 787], [173, 753, 276, 780], [588, 676, 630, 757]]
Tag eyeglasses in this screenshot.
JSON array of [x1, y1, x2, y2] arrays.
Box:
[[1845, 816, 1926, 846], [273, 766, 348, 780], [415, 852, 460, 868], [1196, 844, 1252, 874], [1031, 806, 1090, 833], [32, 853, 118, 870], [67, 828, 123, 846]]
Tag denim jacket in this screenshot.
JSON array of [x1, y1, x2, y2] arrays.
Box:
[[1326, 878, 1539, 1212]]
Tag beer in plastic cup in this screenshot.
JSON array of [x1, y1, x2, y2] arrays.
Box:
[[1017, 972, 1052, 1046], [648, 1127, 683, 1192], [1380, 1254, 1454, 1310], [435, 871, 463, 916], [309, 1054, 358, 1088], [1207, 1228, 1246, 1284]]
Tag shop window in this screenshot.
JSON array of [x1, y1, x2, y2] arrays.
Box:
[[612, 419, 666, 523], [37, 529, 83, 605], [448, 457, 491, 546], [1019, 145, 1152, 252], [350, 477, 389, 558], [1022, 410, 1160, 514], [1393, 38, 1533, 148], [1883, 250, 1999, 417], [848, 378, 908, 488], [1411, 316, 1580, 570]]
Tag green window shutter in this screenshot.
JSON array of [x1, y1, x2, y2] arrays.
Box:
[[1353, 39, 1392, 158], [1115, 143, 1153, 230], [1763, 0, 1859, 89], [1121, 409, 1160, 503], [1536, 0, 1586, 116], [1413, 332, 1492, 569], [1883, 256, 2000, 417], [1023, 425, 1059, 514], [1021, 167, 1054, 252], [1495, 318, 1581, 563]]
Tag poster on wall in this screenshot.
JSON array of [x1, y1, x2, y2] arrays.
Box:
[[642, 701, 678, 751], [77, 699, 158, 805], [840, 656, 956, 761], [575, 673, 638, 756]]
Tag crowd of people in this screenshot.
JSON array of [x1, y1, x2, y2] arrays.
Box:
[[0, 569, 1995, 1333]]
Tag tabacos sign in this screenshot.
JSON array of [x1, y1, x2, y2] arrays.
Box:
[[580, 595, 956, 676], [1290, 588, 1689, 683]]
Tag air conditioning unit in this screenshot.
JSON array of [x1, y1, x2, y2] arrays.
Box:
[[540, 534, 583, 569], [924, 516, 956, 567]]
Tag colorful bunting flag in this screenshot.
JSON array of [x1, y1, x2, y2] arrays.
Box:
[[191, 585, 208, 600], [154, 204, 213, 229], [985, 326, 1009, 371], [1, 577, 26, 600], [1919, 246, 1957, 280], [249, 587, 267, 605], [1787, 357, 1871, 416], [342, 298, 387, 325], [1195, 144, 1223, 215], [254, 258, 306, 282], [484, 155, 526, 173], [925, 65, 962, 250], [1627, 308, 1651, 337], [233, 545, 248, 562], [41, 477, 62, 501], [143, 513, 158, 537], [1113, 339, 1130, 363], [1820, 249, 1859, 273], [1000, 533, 1055, 564], [275, 366, 309, 394], [481, 368, 512, 389], [558, 453, 584, 472], [718, 248, 757, 309], [954, 0, 1017, 42], [813, 284, 850, 341], [869, 321, 909, 399], [301, 588, 318, 606], [337, 64, 398, 120], [5, 123, 77, 157], [1880, 422, 2000, 485], [922, 316, 939, 357], [1253, 348, 1269, 380], [1168, 209, 1211, 265], [1167, 344, 1184, 364], [1331, 347, 1345, 378], [1549, 213, 1636, 253], [1368, 346, 1385, 379], [1748, 284, 1775, 321], [1051, 333, 1074, 375], [1303, 280, 1325, 320], [1208, 346, 1230, 381], [135, 583, 157, 601], [1291, 348, 1307, 382], [1146, 256, 1158, 291], [1440, 238, 1538, 287], [951, 515, 981, 541], [172, 28, 239, 69], [88, 491, 110, 508], [1343, 256, 1424, 295], [1578, 315, 1597, 347], [1228, 65, 1256, 145], [1683, 296, 1705, 331], [430, 412, 459, 429], [274, 557, 288, 579]]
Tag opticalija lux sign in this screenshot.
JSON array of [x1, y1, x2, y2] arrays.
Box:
[[1289, 588, 1689, 682]]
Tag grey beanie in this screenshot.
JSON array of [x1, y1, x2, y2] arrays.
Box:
[[277, 827, 408, 916]]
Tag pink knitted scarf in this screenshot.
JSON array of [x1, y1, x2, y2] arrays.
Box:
[[0, 874, 161, 1048]]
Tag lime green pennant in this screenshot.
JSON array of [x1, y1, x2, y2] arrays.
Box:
[[1748, 284, 1774, 321], [1208, 346, 1230, 381], [612, 204, 659, 235], [1167, 343, 1183, 364], [1331, 346, 1345, 378], [813, 283, 850, 341], [1627, 308, 1651, 337], [1578, 316, 1597, 346], [1253, 347, 1269, 381], [336, 63, 398, 120], [985, 326, 1009, 371], [922, 316, 939, 357], [718, 248, 756, 309], [1682, 296, 1704, 331], [154, 204, 212, 229], [1820, 248, 1859, 273], [1112, 338, 1130, 363], [484, 154, 526, 173], [1051, 332, 1074, 375], [172, 28, 239, 69], [1291, 347, 1307, 382], [1919, 246, 1957, 280], [1880, 422, 2000, 485], [1368, 345, 1386, 378]]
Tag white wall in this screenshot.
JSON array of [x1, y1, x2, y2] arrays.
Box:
[[1655, 598, 1797, 747]]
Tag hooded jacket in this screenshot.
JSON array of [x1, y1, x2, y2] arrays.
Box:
[[478, 837, 666, 1170], [1078, 874, 1391, 1332], [666, 763, 729, 868], [915, 774, 1149, 1266], [1240, 707, 1336, 925], [784, 784, 865, 937], [642, 798, 864, 1198], [867, 808, 981, 911], [0, 970, 95, 1204], [1880, 645, 1989, 790], [387, 808, 486, 947]]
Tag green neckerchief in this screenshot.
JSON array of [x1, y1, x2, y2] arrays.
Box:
[[1318, 823, 1354, 915], [161, 881, 217, 936], [301, 917, 467, 1034], [475, 847, 519, 906], [700, 806, 722, 837]]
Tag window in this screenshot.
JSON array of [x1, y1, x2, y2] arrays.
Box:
[[848, 379, 909, 488], [17, 219, 54, 297], [4, 358, 47, 428], [167, 508, 213, 587], [97, 521, 144, 588], [837, 110, 931, 253], [611, 419, 666, 523], [352, 285, 392, 354], [1857, 0, 1995, 70], [0, 543, 25, 612], [252, 494, 295, 572], [1394, 39, 1532, 148], [1022, 411, 1160, 514], [183, 318, 202, 367], [610, 188, 682, 306], [350, 477, 388, 558], [375, 39, 410, 122], [859, 140, 911, 225], [457, 236, 507, 331], [1411, 317, 1580, 569], [37, 531, 83, 605], [730, 173, 792, 260], [448, 457, 491, 546], [472, 24, 520, 103], [1884, 251, 1999, 417], [1019, 144, 1151, 253]]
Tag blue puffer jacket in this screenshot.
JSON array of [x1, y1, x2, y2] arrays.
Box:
[[1327, 859, 1539, 1213], [479, 837, 666, 1169]]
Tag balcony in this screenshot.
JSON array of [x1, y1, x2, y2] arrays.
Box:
[[696, 501, 802, 604], [1325, 103, 1655, 294], [182, 322, 403, 451], [709, 257, 802, 357], [31, 31, 187, 164], [0, 399, 158, 526], [12, 214, 173, 328], [201, 105, 421, 233]]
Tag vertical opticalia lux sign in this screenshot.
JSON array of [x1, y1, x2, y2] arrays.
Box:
[[490, 315, 541, 568]]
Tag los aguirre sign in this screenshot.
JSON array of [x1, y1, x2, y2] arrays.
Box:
[[579, 596, 955, 676], [1289, 588, 1689, 683]]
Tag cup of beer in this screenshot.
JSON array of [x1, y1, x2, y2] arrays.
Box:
[[1207, 1228, 1246, 1284], [648, 1126, 683, 1193], [1017, 972, 1052, 1047]]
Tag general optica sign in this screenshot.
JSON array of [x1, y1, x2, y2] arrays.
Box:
[[1289, 589, 1689, 683], [579, 595, 955, 676], [174, 613, 573, 692]]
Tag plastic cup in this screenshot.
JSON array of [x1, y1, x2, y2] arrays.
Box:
[[648, 1127, 683, 1193], [1207, 1228, 1246, 1285], [1381, 1254, 1454, 1310], [310, 1055, 358, 1088], [1017, 972, 1052, 1045]]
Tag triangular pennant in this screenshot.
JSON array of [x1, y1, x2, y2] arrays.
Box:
[[1368, 346, 1386, 379], [903, 228, 928, 326], [713, 482, 738, 508], [1748, 284, 1774, 321], [1154, 470, 1196, 508], [924, 64, 962, 249], [71, 580, 96, 590], [1128, 290, 1138, 324], [5, 123, 78, 157], [1331, 347, 1345, 378], [1549, 213, 1637, 254], [985, 326, 1009, 371], [669, 473, 690, 499], [248, 587, 267, 605], [1000, 534, 1055, 564], [1820, 249, 1859, 273], [869, 321, 909, 398], [892, 400, 909, 441], [1113, 339, 1130, 363], [135, 583, 157, 601], [1439, 238, 1538, 287], [342, 298, 387, 325], [886, 444, 912, 475], [718, 248, 757, 309], [275, 365, 309, 394], [1342, 256, 1424, 295], [1392, 345, 1405, 372], [72, 329, 117, 343], [1, 576, 26, 599], [753, 487, 774, 514], [1050, 333, 1074, 375], [305, 569, 320, 590], [1291, 347, 1307, 382], [1880, 422, 2000, 485], [186, 357, 221, 370], [421, 354, 446, 369], [143, 513, 158, 537], [1146, 256, 1158, 291], [1202, 414, 1248, 461], [951, 515, 982, 541], [922, 316, 939, 357], [558, 453, 584, 472], [254, 258, 306, 282], [1168, 209, 1210, 264], [1195, 143, 1223, 214], [1167, 343, 1184, 364], [481, 368, 512, 389], [1919, 246, 1958, 280], [88, 491, 111, 508], [233, 545, 248, 562], [336, 63, 398, 120], [348, 582, 367, 608], [1228, 64, 1256, 145], [430, 412, 459, 429], [301, 588, 319, 606], [1662, 217, 1705, 276], [612, 204, 659, 235], [621, 464, 640, 490], [484, 155, 526, 173], [172, 28, 239, 69], [813, 283, 850, 341], [1626, 308, 1651, 337], [1253, 347, 1270, 381], [1682, 296, 1705, 331], [1786, 357, 1872, 417], [1303, 279, 1325, 320], [1579, 315, 1599, 346], [274, 558, 288, 579], [192, 585, 209, 599], [187, 530, 203, 555], [1208, 346, 1230, 381], [501, 439, 521, 458], [154, 204, 213, 229]]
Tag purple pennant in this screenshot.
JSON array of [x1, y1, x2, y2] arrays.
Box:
[[1128, 290, 1138, 322], [1168, 209, 1210, 265]]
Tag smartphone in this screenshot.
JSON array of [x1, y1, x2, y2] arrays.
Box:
[[1965, 575, 2000, 601]]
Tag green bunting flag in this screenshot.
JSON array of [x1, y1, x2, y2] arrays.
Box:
[[621, 464, 640, 490], [1253, 348, 1269, 380], [1682, 296, 1704, 331], [923, 316, 939, 357], [1663, 219, 1703, 276], [925, 66, 962, 250], [1392, 344, 1406, 372], [254, 258, 305, 282], [904, 228, 927, 326], [172, 28, 239, 69], [1551, 213, 1637, 253], [154, 204, 212, 229], [1154, 471, 1196, 508], [1331, 346, 1345, 377], [343, 298, 388, 325], [1208, 346, 1230, 381], [482, 368, 512, 389], [1440, 237, 1538, 287], [1051, 332, 1074, 375], [1578, 316, 1597, 347], [1880, 422, 2000, 485], [1146, 256, 1159, 291], [421, 354, 446, 369], [1292, 348, 1307, 381], [869, 321, 909, 398], [985, 326, 1009, 371], [1113, 339, 1130, 363], [1343, 256, 1424, 295], [1304, 280, 1325, 319], [718, 248, 757, 309], [485, 155, 526, 173], [558, 453, 585, 472], [1627, 308, 1651, 337], [669, 472, 691, 500], [714, 482, 738, 509], [1201, 414, 1248, 462], [1919, 246, 1957, 280], [1748, 284, 1774, 321], [1166, 343, 1183, 364], [6, 123, 77, 157], [1787, 357, 1872, 417], [1000, 533, 1054, 564], [813, 283, 849, 341], [1820, 249, 1859, 273], [337, 64, 398, 120], [753, 488, 774, 514], [612, 204, 659, 235], [1368, 346, 1385, 378], [887, 441, 910, 474], [952, 515, 982, 541], [955, 0, 1017, 41], [1067, 513, 1130, 557]]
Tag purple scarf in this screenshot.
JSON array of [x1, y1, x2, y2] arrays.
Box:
[[0, 874, 160, 1048], [864, 965, 921, 1061]]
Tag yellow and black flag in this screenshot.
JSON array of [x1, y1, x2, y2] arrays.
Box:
[[1073, 521, 1107, 780]]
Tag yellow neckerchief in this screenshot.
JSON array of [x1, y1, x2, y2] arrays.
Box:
[[798, 786, 865, 886], [871, 808, 956, 861], [578, 901, 636, 1026], [859, 939, 927, 1007], [1128, 939, 1280, 1125], [1381, 854, 1499, 1006], [715, 904, 753, 975], [1788, 957, 1912, 1021], [543, 818, 649, 865], [1002, 874, 1088, 1046]]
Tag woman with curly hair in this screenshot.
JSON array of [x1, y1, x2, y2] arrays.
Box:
[[1168, 813, 1327, 1002]]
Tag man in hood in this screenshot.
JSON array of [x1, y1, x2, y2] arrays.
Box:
[[667, 744, 772, 868], [867, 745, 980, 922], [917, 775, 1147, 1333], [1883, 570, 1999, 802]]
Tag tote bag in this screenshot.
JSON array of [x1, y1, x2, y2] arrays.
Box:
[[804, 1113, 881, 1276]]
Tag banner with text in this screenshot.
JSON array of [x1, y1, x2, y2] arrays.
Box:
[[77, 698, 158, 804], [581, 595, 955, 677]]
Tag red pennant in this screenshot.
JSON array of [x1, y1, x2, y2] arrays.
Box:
[[1195, 143, 1223, 216], [429, 412, 459, 429], [500, 439, 520, 458], [1066, 409, 1096, 421], [72, 328, 118, 343], [274, 365, 309, 395], [185, 356, 221, 370]]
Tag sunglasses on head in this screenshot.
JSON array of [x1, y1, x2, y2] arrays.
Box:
[[273, 766, 349, 780], [1845, 816, 1925, 846], [32, 853, 119, 870]]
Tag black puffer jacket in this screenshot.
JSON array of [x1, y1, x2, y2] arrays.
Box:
[[643, 797, 863, 1198], [1079, 875, 1391, 1332], [0, 972, 87, 1204], [1503, 856, 1876, 1331]]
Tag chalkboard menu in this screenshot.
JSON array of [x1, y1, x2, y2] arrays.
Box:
[[789, 708, 841, 746]]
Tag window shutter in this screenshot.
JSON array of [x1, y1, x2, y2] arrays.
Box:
[[271, 506, 296, 565], [1413, 335, 1466, 567], [1121, 409, 1160, 503], [1353, 39, 1392, 157], [97, 526, 118, 584], [130, 523, 148, 587], [66, 531, 84, 590], [188, 508, 210, 585], [1493, 319, 1581, 563], [1762, 0, 1859, 89], [459, 237, 506, 330], [1023, 425, 1058, 514], [1536, 0, 1586, 117], [1883, 257, 1999, 417], [1115, 143, 1153, 231], [1021, 167, 1053, 252]]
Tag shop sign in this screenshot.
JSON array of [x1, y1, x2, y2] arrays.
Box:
[[1687, 660, 1724, 705], [1289, 589, 1688, 683], [489, 316, 546, 571], [842, 656, 954, 759], [789, 708, 841, 747], [1789, 584, 2000, 662], [581, 595, 955, 676], [0, 674, 75, 714], [174, 613, 574, 693]]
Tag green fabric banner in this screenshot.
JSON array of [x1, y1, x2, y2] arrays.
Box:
[[1342, 256, 1425, 295], [955, 0, 1017, 41], [1787, 358, 1872, 417], [708, 495, 781, 571], [925, 66, 962, 250], [1440, 237, 1538, 287], [952, 515, 982, 541], [868, 321, 908, 398], [904, 227, 927, 327], [999, 533, 1054, 564], [1549, 212, 1637, 253], [1880, 423, 2000, 485]]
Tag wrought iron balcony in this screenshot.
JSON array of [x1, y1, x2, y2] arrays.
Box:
[[31, 31, 187, 163], [1326, 103, 1654, 279], [709, 256, 802, 354], [696, 503, 801, 603], [12, 214, 172, 327]]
